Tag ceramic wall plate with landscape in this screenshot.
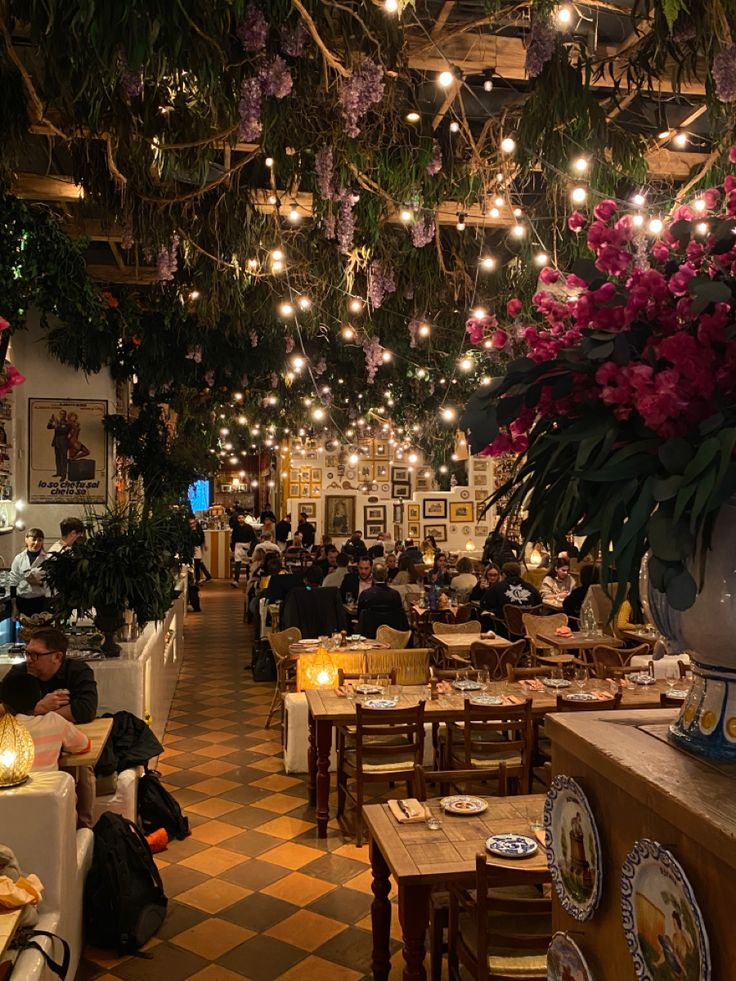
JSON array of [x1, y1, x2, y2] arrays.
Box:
[[621, 838, 709, 981], [547, 932, 595, 981], [544, 775, 602, 921]]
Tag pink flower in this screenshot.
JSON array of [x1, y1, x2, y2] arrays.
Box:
[[539, 267, 560, 285], [491, 330, 508, 349], [568, 211, 587, 232], [729, 146, 736, 164], [651, 242, 670, 263], [0, 317, 8, 332], [593, 199, 617, 222], [704, 188, 721, 209], [507, 298, 523, 318]]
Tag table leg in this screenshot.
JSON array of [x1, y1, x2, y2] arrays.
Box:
[[399, 882, 431, 981], [315, 718, 332, 838], [370, 839, 392, 981], [308, 711, 316, 807]]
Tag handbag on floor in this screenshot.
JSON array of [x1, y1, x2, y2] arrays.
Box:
[[138, 771, 190, 840], [84, 812, 167, 953]]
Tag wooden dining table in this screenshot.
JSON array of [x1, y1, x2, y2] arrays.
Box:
[[433, 632, 512, 660], [537, 630, 623, 652], [364, 793, 548, 981], [305, 679, 671, 837], [60, 716, 113, 768]]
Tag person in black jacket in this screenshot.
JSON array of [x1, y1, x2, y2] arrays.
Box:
[[342, 531, 368, 561], [188, 516, 212, 583], [563, 563, 599, 623], [231, 513, 256, 587], [340, 555, 373, 603], [480, 561, 542, 618], [275, 514, 291, 548], [297, 512, 316, 549]]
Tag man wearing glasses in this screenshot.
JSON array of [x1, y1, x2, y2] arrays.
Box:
[[3, 627, 98, 825]]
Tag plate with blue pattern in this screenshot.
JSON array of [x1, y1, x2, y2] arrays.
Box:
[[452, 680, 483, 691], [363, 698, 398, 709], [485, 833, 538, 859], [469, 694, 504, 706], [545, 775, 602, 921]]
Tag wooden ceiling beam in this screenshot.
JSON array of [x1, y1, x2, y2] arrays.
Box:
[[85, 263, 159, 285]]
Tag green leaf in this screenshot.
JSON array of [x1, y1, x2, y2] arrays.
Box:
[[666, 569, 697, 610], [652, 475, 681, 501], [658, 438, 693, 475], [681, 438, 720, 485]]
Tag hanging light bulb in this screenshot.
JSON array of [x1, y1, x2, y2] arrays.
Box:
[[459, 357, 473, 372], [297, 296, 311, 310], [265, 156, 274, 168], [418, 322, 431, 337], [341, 325, 355, 340], [494, 196, 505, 208], [500, 136, 516, 154], [481, 255, 496, 271], [312, 407, 325, 421], [648, 217, 664, 235], [348, 452, 359, 465], [405, 110, 420, 123], [534, 253, 549, 266], [696, 221, 710, 236], [556, 4, 572, 25], [693, 198, 707, 212], [381, 350, 393, 362], [511, 223, 526, 238], [292, 355, 305, 369], [456, 212, 466, 231], [632, 213, 644, 227], [571, 186, 588, 204], [400, 208, 413, 223], [472, 307, 487, 319], [384, 0, 398, 11], [349, 298, 363, 314], [438, 69, 454, 88], [287, 205, 301, 223], [279, 302, 294, 317], [632, 193, 646, 207], [441, 407, 456, 422], [489, 207, 500, 219], [673, 131, 688, 147], [271, 249, 284, 261], [572, 157, 588, 173], [449, 120, 460, 133], [483, 69, 494, 92]]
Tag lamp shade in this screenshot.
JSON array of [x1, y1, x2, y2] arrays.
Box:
[[302, 648, 338, 689], [0, 714, 35, 787]]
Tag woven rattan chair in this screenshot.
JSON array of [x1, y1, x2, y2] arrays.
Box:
[[265, 627, 301, 729]]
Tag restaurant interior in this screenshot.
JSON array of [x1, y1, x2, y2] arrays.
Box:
[[0, 1, 734, 979]]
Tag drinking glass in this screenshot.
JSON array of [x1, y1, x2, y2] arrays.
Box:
[[574, 667, 588, 692], [477, 668, 490, 692], [666, 675, 678, 691]]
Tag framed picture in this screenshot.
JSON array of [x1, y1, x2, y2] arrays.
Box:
[[366, 522, 385, 538], [299, 502, 317, 518], [407, 503, 420, 522], [364, 504, 386, 526], [300, 468, 311, 482], [29, 398, 108, 504], [289, 482, 300, 498], [476, 502, 489, 521], [393, 482, 411, 499], [312, 486, 321, 498], [407, 522, 420, 539], [310, 468, 322, 482], [325, 454, 339, 468], [424, 524, 447, 543], [472, 457, 488, 471], [416, 475, 432, 491], [474, 474, 488, 488], [423, 498, 448, 520], [375, 463, 389, 479], [359, 437, 374, 456], [392, 503, 403, 524], [358, 461, 374, 481], [475, 489, 487, 500], [393, 523, 402, 542], [392, 466, 409, 483], [450, 502, 474, 522], [301, 484, 311, 498], [0, 399, 11, 421], [325, 495, 354, 537], [474, 525, 487, 536], [373, 439, 389, 458]]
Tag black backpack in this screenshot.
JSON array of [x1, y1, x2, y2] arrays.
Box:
[[251, 639, 276, 681], [138, 772, 190, 840], [84, 812, 167, 952]]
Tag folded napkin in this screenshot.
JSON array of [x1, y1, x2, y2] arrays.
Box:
[[533, 828, 546, 847], [387, 799, 427, 824], [554, 626, 573, 637], [481, 631, 496, 639], [504, 694, 525, 705], [521, 679, 544, 691]]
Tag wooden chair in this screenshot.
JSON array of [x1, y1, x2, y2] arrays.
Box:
[[432, 620, 482, 636], [454, 603, 476, 624], [470, 639, 526, 680], [431, 666, 480, 682], [522, 612, 567, 662], [679, 659, 692, 679], [592, 643, 650, 679], [265, 627, 301, 729], [414, 609, 453, 647], [507, 665, 554, 682], [416, 766, 513, 981], [555, 691, 622, 712], [375, 625, 412, 649], [446, 698, 534, 794], [448, 855, 551, 980], [503, 604, 545, 641], [336, 701, 426, 846]]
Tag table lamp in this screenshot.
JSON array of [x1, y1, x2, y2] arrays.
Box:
[[0, 713, 35, 787], [304, 649, 338, 689]]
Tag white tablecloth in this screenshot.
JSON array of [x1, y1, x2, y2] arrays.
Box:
[[629, 653, 690, 679]]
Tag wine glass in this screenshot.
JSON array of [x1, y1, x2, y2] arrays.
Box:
[[574, 666, 588, 692], [477, 668, 490, 692]]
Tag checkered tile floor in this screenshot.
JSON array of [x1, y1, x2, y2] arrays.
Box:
[[78, 582, 409, 981]]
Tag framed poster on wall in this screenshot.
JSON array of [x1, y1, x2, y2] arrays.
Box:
[[29, 398, 107, 504], [325, 495, 354, 537]]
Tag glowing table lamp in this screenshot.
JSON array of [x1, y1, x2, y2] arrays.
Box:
[[0, 714, 35, 787]]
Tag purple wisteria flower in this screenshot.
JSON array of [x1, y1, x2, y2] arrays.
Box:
[[368, 261, 396, 309], [525, 19, 556, 78], [407, 317, 419, 348], [339, 58, 385, 137], [337, 189, 357, 254], [238, 76, 263, 141], [713, 44, 736, 102], [363, 336, 383, 383], [238, 3, 268, 52], [157, 233, 180, 282], [280, 19, 307, 58], [411, 213, 435, 248], [249, 330, 259, 347], [315, 146, 336, 201], [427, 139, 442, 176], [285, 335, 295, 353], [260, 55, 293, 98]]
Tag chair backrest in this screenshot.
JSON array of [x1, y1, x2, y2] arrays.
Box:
[[415, 765, 509, 801], [469, 639, 526, 680], [586, 583, 628, 634], [338, 668, 397, 686], [678, 659, 692, 679], [661, 691, 687, 708], [506, 664, 554, 681], [431, 666, 479, 681], [450, 699, 533, 792], [354, 701, 425, 770], [432, 620, 482, 636], [555, 691, 622, 712], [522, 612, 567, 644], [504, 604, 545, 638], [366, 648, 431, 685], [268, 626, 302, 661], [375, 625, 412, 649], [454, 603, 475, 624], [592, 643, 650, 679]]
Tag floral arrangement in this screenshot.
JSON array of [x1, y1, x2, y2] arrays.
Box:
[[461, 158, 736, 611], [0, 316, 24, 397]]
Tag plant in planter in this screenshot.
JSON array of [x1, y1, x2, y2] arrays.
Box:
[[460, 161, 736, 758], [44, 505, 190, 656]]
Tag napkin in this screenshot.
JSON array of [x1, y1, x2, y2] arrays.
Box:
[[481, 631, 496, 639], [504, 694, 525, 705], [532, 828, 546, 847], [387, 799, 427, 824], [521, 679, 544, 691], [554, 626, 573, 637]]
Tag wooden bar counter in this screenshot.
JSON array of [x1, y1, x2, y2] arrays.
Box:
[[547, 708, 736, 979]]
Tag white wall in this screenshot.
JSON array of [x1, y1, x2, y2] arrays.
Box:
[[0, 311, 117, 566]]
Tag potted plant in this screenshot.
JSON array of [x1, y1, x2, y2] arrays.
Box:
[[460, 157, 736, 758], [44, 505, 192, 656]]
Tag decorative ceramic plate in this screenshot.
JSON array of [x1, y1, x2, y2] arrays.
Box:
[[547, 932, 595, 980], [486, 834, 538, 859], [564, 691, 597, 702], [452, 680, 483, 691], [355, 684, 383, 694], [544, 775, 602, 921], [621, 838, 710, 981], [470, 694, 504, 706], [630, 673, 656, 685], [460, 489, 470, 500], [363, 698, 399, 709], [666, 688, 689, 700], [441, 795, 488, 815], [543, 678, 572, 688]]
